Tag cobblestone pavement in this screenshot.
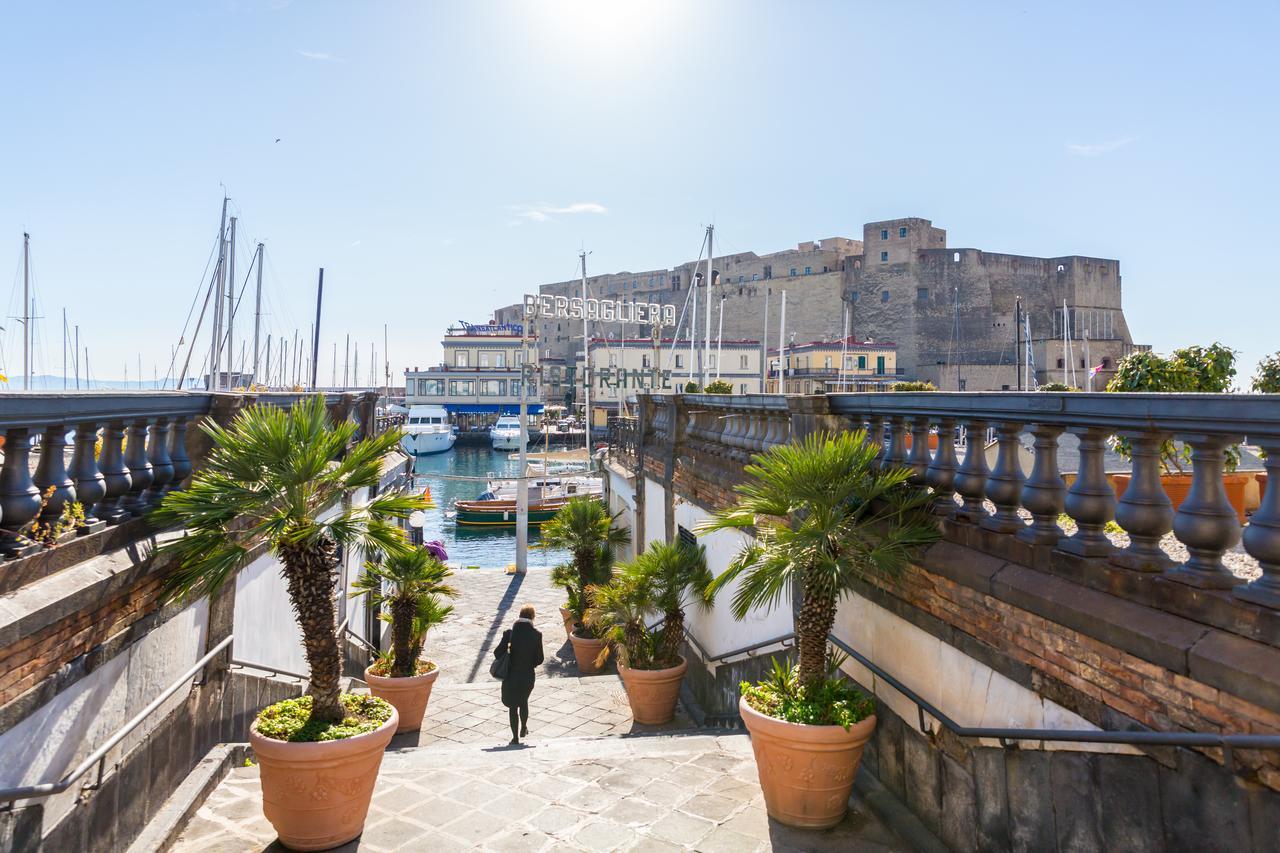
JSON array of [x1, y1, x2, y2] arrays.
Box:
[[174, 733, 907, 852]]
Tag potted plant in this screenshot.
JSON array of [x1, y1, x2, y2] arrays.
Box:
[[700, 431, 938, 829], [1108, 344, 1249, 520], [550, 563, 578, 639], [703, 379, 734, 394], [152, 397, 424, 851], [351, 541, 456, 734], [540, 496, 630, 674], [1254, 352, 1279, 500], [587, 540, 714, 724]]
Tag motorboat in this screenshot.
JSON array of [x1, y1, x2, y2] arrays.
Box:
[[400, 405, 456, 456], [489, 415, 527, 451], [452, 471, 603, 527]]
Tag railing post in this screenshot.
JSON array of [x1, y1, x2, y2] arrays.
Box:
[[1237, 441, 1280, 607], [147, 417, 174, 503], [926, 417, 958, 514], [1166, 434, 1243, 589], [906, 416, 932, 486], [884, 415, 909, 468], [70, 421, 107, 526], [0, 428, 42, 555], [953, 419, 989, 524], [33, 424, 76, 524], [1017, 424, 1066, 546], [1110, 431, 1175, 572], [122, 419, 154, 515], [168, 416, 192, 493], [980, 422, 1026, 534], [864, 414, 885, 470], [1058, 427, 1116, 557], [96, 420, 131, 524]]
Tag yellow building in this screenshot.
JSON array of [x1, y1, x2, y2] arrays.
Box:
[[766, 336, 899, 394]]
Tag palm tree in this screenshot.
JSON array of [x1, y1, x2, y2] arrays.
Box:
[[700, 430, 937, 693], [637, 541, 714, 668], [540, 496, 631, 629], [152, 396, 424, 723], [584, 564, 653, 668], [351, 548, 458, 677]]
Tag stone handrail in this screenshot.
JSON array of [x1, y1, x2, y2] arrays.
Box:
[[637, 391, 1280, 611], [0, 391, 382, 557]]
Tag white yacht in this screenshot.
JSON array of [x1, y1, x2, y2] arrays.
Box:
[[400, 405, 456, 455], [489, 415, 526, 451]]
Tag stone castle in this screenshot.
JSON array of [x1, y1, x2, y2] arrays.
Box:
[[496, 217, 1142, 391]]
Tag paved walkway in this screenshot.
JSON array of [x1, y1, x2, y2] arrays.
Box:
[[175, 734, 907, 853]]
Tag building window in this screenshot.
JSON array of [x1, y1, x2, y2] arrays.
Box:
[[917, 287, 929, 300], [880, 229, 889, 240], [876, 356, 885, 374], [958, 379, 967, 391], [641, 354, 651, 368], [790, 268, 797, 276], [881, 290, 890, 302], [675, 354, 683, 368], [740, 384, 747, 394], [824, 356, 832, 369], [740, 355, 748, 369], [417, 378, 444, 395], [453, 351, 470, 368], [449, 379, 474, 396], [880, 251, 888, 262], [608, 353, 617, 367], [763, 265, 772, 279], [478, 379, 505, 396], [510, 379, 522, 396], [1056, 358, 1065, 369], [738, 275, 744, 283], [672, 274, 681, 289], [1057, 264, 1065, 273], [678, 525, 697, 548], [953, 252, 960, 262], [850, 292, 859, 302], [752, 273, 759, 281], [858, 355, 867, 369], [804, 266, 812, 275], [899, 226, 908, 238], [709, 354, 716, 368]]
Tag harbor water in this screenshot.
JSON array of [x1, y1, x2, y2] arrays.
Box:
[[411, 445, 572, 571]]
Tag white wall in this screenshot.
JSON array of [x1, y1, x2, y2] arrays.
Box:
[[0, 598, 209, 829], [834, 592, 1138, 755], [642, 477, 666, 553]]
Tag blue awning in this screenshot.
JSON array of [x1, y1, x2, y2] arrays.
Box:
[[445, 404, 544, 415]]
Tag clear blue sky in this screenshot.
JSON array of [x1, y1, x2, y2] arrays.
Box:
[[2, 1, 1276, 387]]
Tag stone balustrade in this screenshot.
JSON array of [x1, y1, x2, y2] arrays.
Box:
[[636, 391, 1280, 611], [0, 390, 383, 558]]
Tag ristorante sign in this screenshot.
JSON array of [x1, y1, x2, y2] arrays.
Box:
[[524, 294, 677, 326]]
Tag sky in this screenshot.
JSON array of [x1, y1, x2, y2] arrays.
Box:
[[1, 1, 1277, 389]]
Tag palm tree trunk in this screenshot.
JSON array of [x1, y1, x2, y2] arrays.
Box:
[[391, 598, 416, 677], [797, 570, 837, 692], [280, 538, 344, 723], [660, 609, 684, 669]]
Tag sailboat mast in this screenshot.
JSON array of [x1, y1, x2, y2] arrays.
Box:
[[74, 325, 80, 390], [703, 225, 713, 387], [22, 232, 30, 390], [311, 269, 324, 390], [210, 198, 228, 390], [715, 294, 724, 381], [225, 217, 238, 390], [62, 308, 67, 390], [580, 251, 590, 453], [253, 243, 264, 383], [761, 288, 769, 388]]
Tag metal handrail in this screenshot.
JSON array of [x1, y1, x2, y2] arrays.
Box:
[[0, 634, 234, 805], [674, 624, 1280, 765], [338, 615, 380, 655], [228, 659, 311, 681]]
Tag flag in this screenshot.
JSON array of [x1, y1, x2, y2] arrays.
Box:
[[1089, 363, 1105, 377]]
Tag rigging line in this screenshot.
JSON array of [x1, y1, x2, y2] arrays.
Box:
[[164, 232, 221, 388], [664, 231, 708, 371], [177, 256, 222, 389], [215, 247, 259, 352]]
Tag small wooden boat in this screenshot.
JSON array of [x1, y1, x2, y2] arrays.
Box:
[[453, 473, 602, 527]]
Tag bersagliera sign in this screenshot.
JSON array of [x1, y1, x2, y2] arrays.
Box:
[[523, 294, 677, 327]]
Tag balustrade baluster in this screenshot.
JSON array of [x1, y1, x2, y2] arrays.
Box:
[[1167, 434, 1242, 589], [168, 416, 192, 492], [0, 428, 42, 554], [884, 416, 909, 469], [952, 419, 989, 523], [926, 417, 958, 514], [70, 422, 106, 524], [1237, 441, 1280, 607], [1059, 428, 1116, 557], [33, 424, 76, 525], [907, 417, 932, 486], [122, 419, 154, 515], [1110, 431, 1174, 572], [1017, 424, 1066, 546], [147, 417, 174, 502], [980, 422, 1026, 534], [864, 415, 885, 470], [96, 421, 130, 523]]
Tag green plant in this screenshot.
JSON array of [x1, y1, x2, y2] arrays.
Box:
[[351, 547, 457, 678], [1107, 343, 1240, 473], [254, 694, 393, 743], [26, 488, 79, 548], [684, 381, 701, 393], [1254, 353, 1280, 394], [703, 379, 734, 394], [586, 540, 715, 670], [889, 380, 936, 392], [1036, 382, 1079, 392], [741, 657, 875, 728], [540, 497, 630, 634], [700, 431, 938, 695], [151, 396, 425, 726]]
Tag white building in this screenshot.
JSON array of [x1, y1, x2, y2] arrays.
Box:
[[403, 322, 541, 431]]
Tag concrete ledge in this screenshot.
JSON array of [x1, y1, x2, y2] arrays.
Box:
[[125, 742, 250, 853], [1189, 630, 1280, 713]]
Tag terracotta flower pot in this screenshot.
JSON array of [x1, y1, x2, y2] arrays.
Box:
[[739, 696, 876, 830], [249, 707, 398, 851], [618, 657, 687, 725], [568, 630, 607, 675], [558, 605, 574, 639], [1114, 472, 1249, 523], [364, 665, 439, 734]]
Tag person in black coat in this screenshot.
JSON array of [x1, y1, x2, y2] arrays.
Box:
[[496, 604, 544, 744]]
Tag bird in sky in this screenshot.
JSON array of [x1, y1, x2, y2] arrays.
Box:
[[274, 138, 281, 143]]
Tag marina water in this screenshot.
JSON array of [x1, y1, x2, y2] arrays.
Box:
[[411, 446, 572, 570]]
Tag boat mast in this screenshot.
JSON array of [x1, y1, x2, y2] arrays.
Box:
[[209, 198, 228, 390], [62, 308, 67, 390], [580, 250, 590, 452], [702, 224, 713, 387], [225, 216, 237, 390], [311, 269, 324, 389], [252, 243, 264, 384], [715, 293, 724, 381], [515, 312, 529, 574], [22, 232, 30, 390]]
